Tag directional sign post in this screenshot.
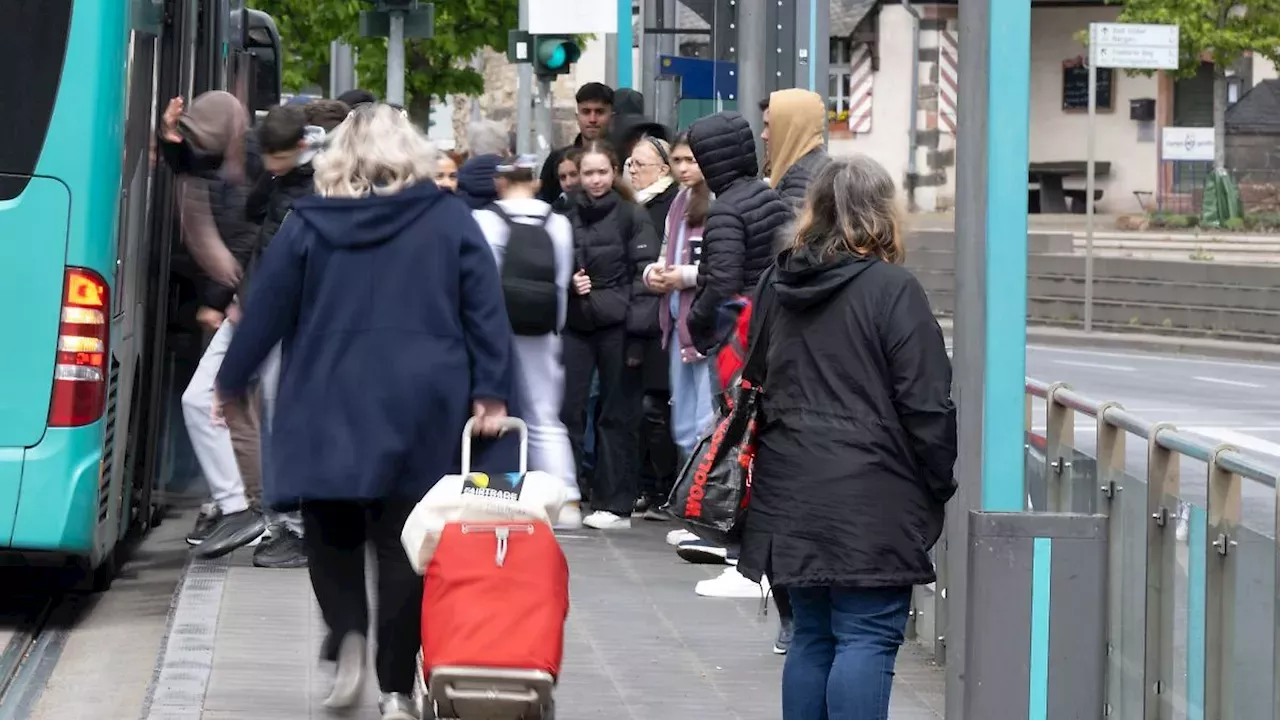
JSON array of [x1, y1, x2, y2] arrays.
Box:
[[1082, 23, 1179, 332]]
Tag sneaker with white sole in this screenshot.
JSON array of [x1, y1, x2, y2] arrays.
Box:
[[676, 539, 730, 565], [695, 567, 770, 598], [554, 502, 584, 531], [323, 632, 367, 708], [666, 529, 698, 546], [378, 692, 421, 719], [582, 511, 631, 530]]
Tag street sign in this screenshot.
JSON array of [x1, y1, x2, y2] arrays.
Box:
[[527, 0, 617, 34], [1162, 127, 1215, 162], [1089, 23, 1179, 70]]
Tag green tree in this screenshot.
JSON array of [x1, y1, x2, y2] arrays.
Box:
[[1108, 1, 1280, 170], [256, 0, 517, 120]]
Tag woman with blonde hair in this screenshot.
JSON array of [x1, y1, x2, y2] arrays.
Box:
[[214, 103, 516, 720], [735, 156, 956, 720]]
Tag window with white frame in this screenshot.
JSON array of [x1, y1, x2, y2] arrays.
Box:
[[828, 37, 853, 123]]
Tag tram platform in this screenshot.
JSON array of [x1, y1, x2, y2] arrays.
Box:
[[18, 510, 945, 719]]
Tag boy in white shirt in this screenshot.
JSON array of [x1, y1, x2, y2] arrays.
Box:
[[472, 156, 581, 529]]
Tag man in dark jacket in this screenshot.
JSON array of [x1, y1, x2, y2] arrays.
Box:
[[763, 89, 831, 212], [208, 104, 323, 569], [537, 82, 614, 204], [685, 111, 791, 355]]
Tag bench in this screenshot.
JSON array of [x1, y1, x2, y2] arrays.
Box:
[[1029, 161, 1111, 214]]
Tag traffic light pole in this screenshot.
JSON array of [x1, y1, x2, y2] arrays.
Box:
[[534, 76, 553, 167], [387, 10, 406, 106], [515, 0, 533, 155]]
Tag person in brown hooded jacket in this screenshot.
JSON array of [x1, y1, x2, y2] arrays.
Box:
[[763, 89, 831, 213]]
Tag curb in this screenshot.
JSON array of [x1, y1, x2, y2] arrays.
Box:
[[937, 320, 1280, 364]]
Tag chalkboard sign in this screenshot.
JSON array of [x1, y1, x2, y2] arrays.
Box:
[[1062, 65, 1114, 111]]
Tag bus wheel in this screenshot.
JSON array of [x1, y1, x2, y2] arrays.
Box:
[[78, 550, 118, 594]]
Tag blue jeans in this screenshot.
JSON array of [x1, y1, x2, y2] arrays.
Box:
[[782, 586, 912, 720], [668, 341, 714, 455]]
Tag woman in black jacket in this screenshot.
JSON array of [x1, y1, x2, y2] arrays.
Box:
[[626, 135, 681, 515], [684, 111, 790, 358], [562, 140, 661, 530], [739, 157, 957, 720]]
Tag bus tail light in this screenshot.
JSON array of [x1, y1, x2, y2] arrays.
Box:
[[49, 267, 109, 427]]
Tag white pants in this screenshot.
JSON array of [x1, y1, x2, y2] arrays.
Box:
[[512, 334, 579, 501], [182, 322, 249, 515], [256, 342, 303, 536]]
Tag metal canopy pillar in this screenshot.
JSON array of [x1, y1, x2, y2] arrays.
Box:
[[794, 0, 828, 93], [949, 0, 1032, 717], [736, 0, 767, 158]]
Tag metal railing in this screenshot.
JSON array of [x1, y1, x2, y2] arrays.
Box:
[[908, 377, 1280, 718]]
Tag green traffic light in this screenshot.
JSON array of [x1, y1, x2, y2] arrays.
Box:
[[533, 36, 579, 73], [537, 38, 567, 70]]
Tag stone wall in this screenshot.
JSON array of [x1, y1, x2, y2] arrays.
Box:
[[450, 49, 584, 155]]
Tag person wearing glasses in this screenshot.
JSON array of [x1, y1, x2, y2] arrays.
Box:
[[625, 136, 680, 517]]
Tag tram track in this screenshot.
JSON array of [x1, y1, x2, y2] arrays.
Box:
[[0, 595, 76, 720]]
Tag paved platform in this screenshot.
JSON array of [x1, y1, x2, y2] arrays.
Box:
[[136, 521, 942, 719]]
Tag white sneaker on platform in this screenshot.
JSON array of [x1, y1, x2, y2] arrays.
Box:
[[583, 511, 631, 530], [695, 567, 770, 599], [323, 632, 366, 708], [666, 529, 698, 546], [554, 502, 584, 530]]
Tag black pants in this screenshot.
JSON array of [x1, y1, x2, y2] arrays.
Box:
[[302, 498, 422, 694], [561, 326, 641, 517], [638, 391, 678, 502]]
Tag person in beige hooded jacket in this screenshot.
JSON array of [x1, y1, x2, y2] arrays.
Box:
[[763, 88, 831, 213]]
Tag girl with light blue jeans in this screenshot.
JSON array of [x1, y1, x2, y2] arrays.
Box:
[[642, 136, 713, 456]]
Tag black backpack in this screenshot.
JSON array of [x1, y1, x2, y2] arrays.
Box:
[[489, 204, 560, 336]]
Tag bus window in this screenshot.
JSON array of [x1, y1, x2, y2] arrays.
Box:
[[0, 0, 73, 201]]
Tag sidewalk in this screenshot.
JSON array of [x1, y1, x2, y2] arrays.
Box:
[[143, 522, 945, 719]]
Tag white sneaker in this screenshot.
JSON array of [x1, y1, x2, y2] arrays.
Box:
[[323, 632, 367, 708], [582, 511, 632, 530], [666, 529, 698, 546], [695, 567, 770, 598], [554, 502, 584, 530]]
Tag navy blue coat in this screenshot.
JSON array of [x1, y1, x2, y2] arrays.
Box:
[[216, 181, 516, 508]]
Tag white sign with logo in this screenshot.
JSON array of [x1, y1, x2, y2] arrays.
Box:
[[528, 0, 618, 34], [1090, 23, 1180, 70], [1161, 127, 1216, 161]]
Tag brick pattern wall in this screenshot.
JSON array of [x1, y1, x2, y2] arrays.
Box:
[[911, 5, 959, 210]]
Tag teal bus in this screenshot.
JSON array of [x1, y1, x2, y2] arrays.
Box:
[[0, 0, 281, 590]]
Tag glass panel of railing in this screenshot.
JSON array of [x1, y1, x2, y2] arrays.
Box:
[[1026, 431, 1048, 511], [1110, 466, 1150, 720], [1231, 521, 1277, 716]]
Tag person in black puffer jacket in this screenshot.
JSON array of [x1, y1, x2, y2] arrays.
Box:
[[685, 111, 790, 356], [561, 140, 660, 530]]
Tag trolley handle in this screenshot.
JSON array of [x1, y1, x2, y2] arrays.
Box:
[[460, 417, 529, 476]]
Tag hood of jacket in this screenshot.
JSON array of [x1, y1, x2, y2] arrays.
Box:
[[609, 90, 671, 155], [290, 180, 450, 250], [773, 245, 877, 311], [767, 89, 827, 188], [456, 153, 501, 209], [687, 111, 759, 196]]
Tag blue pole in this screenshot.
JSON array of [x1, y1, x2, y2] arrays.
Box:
[[980, 0, 1031, 513], [616, 0, 634, 89]]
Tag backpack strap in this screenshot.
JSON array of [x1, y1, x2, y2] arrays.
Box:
[[486, 202, 512, 224]]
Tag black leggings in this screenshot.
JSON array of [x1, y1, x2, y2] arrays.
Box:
[[302, 498, 422, 694]]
